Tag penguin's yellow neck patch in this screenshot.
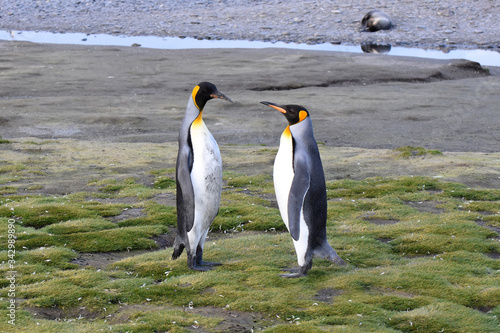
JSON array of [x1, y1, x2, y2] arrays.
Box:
[[299, 110, 308, 122], [283, 125, 292, 139], [192, 111, 203, 128], [192, 85, 201, 110]]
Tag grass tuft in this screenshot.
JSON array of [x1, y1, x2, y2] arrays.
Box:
[[393, 146, 443, 158]]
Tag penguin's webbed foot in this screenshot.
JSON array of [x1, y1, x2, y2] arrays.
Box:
[[280, 271, 307, 278], [332, 256, 347, 266], [279, 267, 308, 278], [188, 254, 222, 271], [199, 261, 222, 267], [190, 264, 214, 271]]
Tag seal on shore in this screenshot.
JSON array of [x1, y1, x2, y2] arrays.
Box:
[[361, 10, 392, 32]]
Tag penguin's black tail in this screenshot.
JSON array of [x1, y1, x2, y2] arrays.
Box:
[[172, 237, 185, 260]]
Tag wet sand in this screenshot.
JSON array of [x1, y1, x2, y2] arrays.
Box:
[[1, 40, 499, 191], [1, 40, 498, 151]]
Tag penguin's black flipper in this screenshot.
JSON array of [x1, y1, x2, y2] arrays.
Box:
[[287, 160, 310, 241], [175, 144, 195, 233], [173, 144, 195, 260]]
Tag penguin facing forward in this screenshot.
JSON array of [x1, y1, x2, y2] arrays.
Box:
[[172, 82, 232, 270], [261, 101, 346, 277], [361, 10, 392, 32]]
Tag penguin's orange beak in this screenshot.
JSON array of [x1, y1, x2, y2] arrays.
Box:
[[211, 91, 233, 103], [260, 101, 286, 114]]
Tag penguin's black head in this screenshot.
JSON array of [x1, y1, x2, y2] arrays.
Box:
[[260, 101, 309, 125], [193, 82, 233, 110]]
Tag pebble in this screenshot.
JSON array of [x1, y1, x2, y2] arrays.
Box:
[[0, 0, 498, 49]]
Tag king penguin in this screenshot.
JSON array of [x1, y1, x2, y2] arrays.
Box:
[[172, 82, 232, 270], [261, 101, 346, 277]]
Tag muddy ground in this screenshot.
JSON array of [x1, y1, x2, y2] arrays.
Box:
[[1, 40, 499, 149], [1, 40, 499, 185]]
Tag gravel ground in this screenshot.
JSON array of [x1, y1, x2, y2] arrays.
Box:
[[1, 0, 499, 50]]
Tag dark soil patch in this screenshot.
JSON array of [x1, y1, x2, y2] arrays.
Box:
[[376, 237, 393, 244], [24, 306, 101, 321], [153, 192, 176, 206], [104, 303, 278, 332], [474, 306, 494, 313], [314, 288, 343, 303], [485, 252, 499, 259], [69, 231, 175, 270], [70, 249, 151, 270], [186, 306, 275, 333], [474, 220, 500, 237], [153, 232, 175, 249], [365, 218, 400, 225], [108, 207, 146, 222]]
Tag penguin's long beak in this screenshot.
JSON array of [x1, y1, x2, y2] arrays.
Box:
[[260, 101, 286, 114], [211, 91, 233, 103]]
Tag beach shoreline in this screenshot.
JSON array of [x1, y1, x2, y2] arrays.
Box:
[[1, 0, 499, 50]]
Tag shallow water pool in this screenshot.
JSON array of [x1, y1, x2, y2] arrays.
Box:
[[1, 30, 499, 67]]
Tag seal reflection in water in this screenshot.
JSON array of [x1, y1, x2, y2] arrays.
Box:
[[361, 43, 392, 54], [361, 10, 392, 32]]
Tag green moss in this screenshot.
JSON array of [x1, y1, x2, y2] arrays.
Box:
[[117, 201, 176, 227], [388, 302, 498, 333], [0, 186, 17, 194], [153, 177, 176, 189], [151, 169, 177, 189], [444, 187, 500, 201], [2, 172, 500, 333], [16, 225, 166, 252], [214, 203, 283, 232], [394, 146, 443, 158], [224, 171, 273, 192], [0, 163, 26, 174], [326, 176, 441, 199], [0, 196, 126, 228], [41, 218, 118, 234]]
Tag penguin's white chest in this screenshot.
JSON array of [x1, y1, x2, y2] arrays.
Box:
[[273, 129, 294, 231], [189, 120, 222, 238], [274, 128, 310, 266]]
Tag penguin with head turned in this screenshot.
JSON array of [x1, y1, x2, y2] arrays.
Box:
[[172, 82, 232, 270], [261, 101, 346, 277]]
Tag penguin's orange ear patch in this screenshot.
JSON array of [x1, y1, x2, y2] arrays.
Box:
[[192, 85, 201, 110], [299, 110, 308, 122]]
